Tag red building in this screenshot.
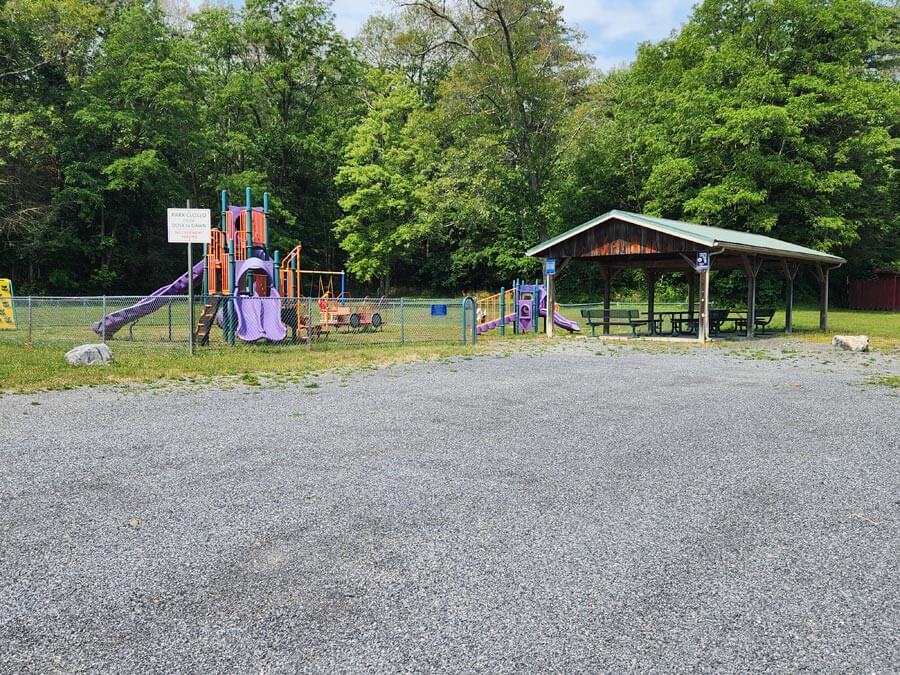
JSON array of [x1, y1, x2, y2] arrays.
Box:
[[849, 272, 900, 311]]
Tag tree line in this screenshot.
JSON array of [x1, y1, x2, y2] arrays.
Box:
[[1, 0, 897, 302]]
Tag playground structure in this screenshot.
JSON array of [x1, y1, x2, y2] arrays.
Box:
[[476, 281, 580, 336], [93, 188, 345, 345]]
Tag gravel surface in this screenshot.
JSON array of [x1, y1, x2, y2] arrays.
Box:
[[2, 340, 898, 673]]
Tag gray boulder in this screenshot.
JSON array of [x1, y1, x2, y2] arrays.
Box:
[[65, 343, 114, 366], [832, 335, 869, 352]]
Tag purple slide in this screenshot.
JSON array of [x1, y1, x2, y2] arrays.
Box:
[[234, 291, 286, 342], [232, 258, 286, 342], [92, 261, 205, 338], [538, 286, 580, 332]]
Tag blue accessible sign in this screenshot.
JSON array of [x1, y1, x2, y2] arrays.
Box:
[[431, 304, 448, 317], [544, 258, 556, 276]]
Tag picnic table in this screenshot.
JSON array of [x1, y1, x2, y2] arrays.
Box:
[[581, 309, 648, 337], [647, 310, 697, 336], [646, 308, 758, 336]]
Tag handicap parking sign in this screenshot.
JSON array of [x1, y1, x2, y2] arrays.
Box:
[[544, 258, 556, 276], [696, 252, 710, 270]]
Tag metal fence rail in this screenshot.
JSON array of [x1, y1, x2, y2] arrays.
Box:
[[0, 296, 472, 351]]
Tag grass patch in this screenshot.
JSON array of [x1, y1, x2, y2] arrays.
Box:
[[0, 342, 496, 394], [867, 374, 900, 389]]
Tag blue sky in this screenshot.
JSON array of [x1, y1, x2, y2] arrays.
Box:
[[330, 0, 697, 71]]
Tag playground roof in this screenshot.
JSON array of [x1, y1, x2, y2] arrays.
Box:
[[526, 210, 846, 265]]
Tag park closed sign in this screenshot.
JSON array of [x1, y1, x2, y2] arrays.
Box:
[[167, 208, 212, 244], [0, 278, 15, 330]]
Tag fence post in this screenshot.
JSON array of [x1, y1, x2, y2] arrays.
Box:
[[500, 287, 506, 337], [462, 296, 477, 345], [101, 295, 106, 343], [400, 297, 405, 345], [168, 303, 173, 341], [27, 296, 33, 346], [82, 297, 87, 324], [461, 297, 468, 345], [306, 296, 312, 352]]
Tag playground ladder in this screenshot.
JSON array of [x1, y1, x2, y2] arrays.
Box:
[[195, 295, 224, 346]]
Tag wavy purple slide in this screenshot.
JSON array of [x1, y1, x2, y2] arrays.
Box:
[[234, 291, 286, 342], [537, 286, 580, 332], [92, 261, 205, 338], [541, 306, 580, 332]]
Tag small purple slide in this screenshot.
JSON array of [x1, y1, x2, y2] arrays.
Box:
[[92, 261, 205, 338], [543, 307, 580, 332], [537, 286, 580, 332], [232, 258, 287, 342]]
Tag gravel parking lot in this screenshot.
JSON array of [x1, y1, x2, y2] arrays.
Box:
[[2, 341, 898, 673]]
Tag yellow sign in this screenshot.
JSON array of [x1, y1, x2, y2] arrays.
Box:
[[0, 278, 16, 330]]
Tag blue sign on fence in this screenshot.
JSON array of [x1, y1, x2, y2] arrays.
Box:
[[431, 304, 448, 317]]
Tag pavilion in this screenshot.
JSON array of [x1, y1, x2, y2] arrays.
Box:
[[525, 210, 846, 340]]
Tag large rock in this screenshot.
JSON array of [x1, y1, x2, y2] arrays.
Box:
[[65, 343, 114, 366], [832, 335, 869, 352]]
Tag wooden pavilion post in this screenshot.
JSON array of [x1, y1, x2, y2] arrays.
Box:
[[698, 267, 709, 342], [815, 264, 829, 332], [781, 260, 799, 334], [598, 265, 616, 335], [544, 258, 570, 338], [545, 265, 554, 338], [646, 270, 657, 335], [741, 255, 763, 338], [687, 271, 696, 324]]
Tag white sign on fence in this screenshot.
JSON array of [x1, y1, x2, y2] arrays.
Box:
[[167, 208, 211, 244]]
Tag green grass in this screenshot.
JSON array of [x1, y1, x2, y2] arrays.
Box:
[[3, 302, 895, 394], [0, 341, 496, 394], [867, 374, 900, 389]]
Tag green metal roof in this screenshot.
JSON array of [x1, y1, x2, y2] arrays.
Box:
[[526, 210, 846, 264]]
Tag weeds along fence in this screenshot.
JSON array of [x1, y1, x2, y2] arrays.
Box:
[[0, 296, 477, 351]]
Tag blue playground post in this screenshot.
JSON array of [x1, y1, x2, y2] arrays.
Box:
[[500, 286, 506, 336], [273, 250, 281, 294], [513, 279, 519, 334], [227, 245, 236, 345], [340, 270, 346, 305], [220, 189, 227, 233]]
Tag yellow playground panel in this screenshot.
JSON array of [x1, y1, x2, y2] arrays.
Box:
[[0, 278, 15, 330]]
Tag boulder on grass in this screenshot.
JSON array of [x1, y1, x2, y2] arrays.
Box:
[[832, 335, 869, 352], [65, 343, 114, 366]]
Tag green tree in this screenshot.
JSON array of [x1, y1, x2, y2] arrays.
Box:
[[335, 69, 434, 293], [0, 0, 103, 292], [558, 0, 899, 283], [407, 0, 591, 286], [60, 0, 202, 291]]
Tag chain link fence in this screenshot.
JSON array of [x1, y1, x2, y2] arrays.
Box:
[[0, 296, 710, 351], [0, 296, 477, 351]]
